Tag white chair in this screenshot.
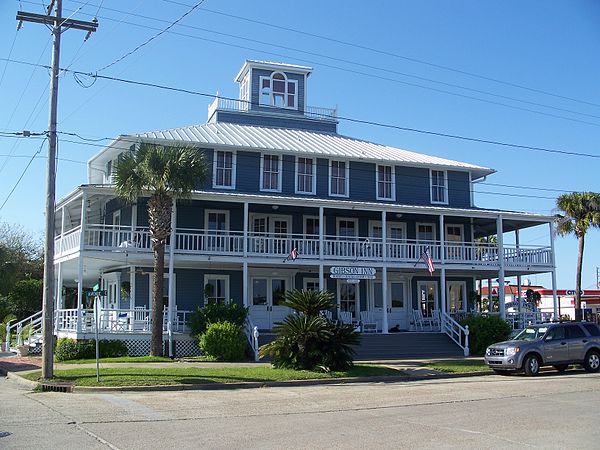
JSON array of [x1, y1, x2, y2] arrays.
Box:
[[359, 311, 378, 333], [320, 310, 333, 321], [431, 310, 441, 330], [338, 311, 353, 325], [412, 309, 435, 331], [133, 306, 149, 331]]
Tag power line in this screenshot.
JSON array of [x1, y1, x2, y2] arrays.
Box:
[[0, 137, 47, 212], [3, 57, 598, 160], [52, 9, 600, 128], [49, 1, 600, 124], [96, 0, 206, 72], [161, 0, 600, 110]]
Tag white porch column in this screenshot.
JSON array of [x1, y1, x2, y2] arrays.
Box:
[[243, 202, 248, 257], [439, 214, 446, 315], [549, 221, 558, 319], [167, 198, 177, 357], [76, 191, 88, 334], [243, 262, 248, 307], [381, 210, 388, 334], [319, 206, 324, 291], [516, 229, 522, 314], [55, 262, 62, 333], [497, 215, 505, 319], [59, 205, 66, 255], [130, 264, 136, 331], [131, 202, 138, 241]]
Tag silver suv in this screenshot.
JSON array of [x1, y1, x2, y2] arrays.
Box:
[[484, 322, 600, 376]]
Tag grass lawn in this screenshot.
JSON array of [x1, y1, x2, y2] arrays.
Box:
[[423, 360, 491, 373], [24, 365, 404, 387], [59, 355, 217, 364]]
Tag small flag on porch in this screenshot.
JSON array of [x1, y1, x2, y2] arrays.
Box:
[[422, 247, 435, 275], [283, 247, 298, 263]]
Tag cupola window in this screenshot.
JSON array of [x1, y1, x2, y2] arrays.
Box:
[[259, 72, 297, 109]]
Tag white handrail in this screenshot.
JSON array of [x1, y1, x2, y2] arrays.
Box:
[[6, 311, 43, 350], [441, 312, 470, 357], [244, 317, 260, 362]]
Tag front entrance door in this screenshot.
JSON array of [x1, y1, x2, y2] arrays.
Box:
[[372, 280, 409, 331], [445, 224, 464, 260], [338, 281, 359, 318], [250, 277, 291, 330], [418, 281, 438, 318]]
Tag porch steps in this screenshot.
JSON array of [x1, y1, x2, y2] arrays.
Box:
[[353, 332, 463, 360], [257, 332, 463, 361]]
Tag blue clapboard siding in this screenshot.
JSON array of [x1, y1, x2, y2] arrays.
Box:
[[349, 161, 375, 201], [396, 166, 430, 206], [448, 171, 471, 208]]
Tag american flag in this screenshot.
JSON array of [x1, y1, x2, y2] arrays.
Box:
[[283, 247, 298, 263], [422, 247, 435, 275]]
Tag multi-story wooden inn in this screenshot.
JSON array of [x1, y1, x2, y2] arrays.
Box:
[[44, 61, 558, 356]]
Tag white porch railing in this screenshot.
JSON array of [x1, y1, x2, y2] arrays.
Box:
[[441, 312, 470, 356], [4, 311, 43, 351], [55, 307, 192, 334], [207, 96, 337, 121], [53, 224, 552, 268]]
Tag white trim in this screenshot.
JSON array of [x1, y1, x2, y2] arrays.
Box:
[[259, 153, 283, 193], [430, 169, 448, 205], [369, 220, 406, 240], [446, 281, 467, 313], [445, 223, 464, 241], [212, 150, 236, 189], [204, 209, 230, 232], [417, 280, 438, 316], [203, 274, 230, 304], [376, 164, 396, 201], [295, 156, 317, 195], [328, 159, 349, 198]]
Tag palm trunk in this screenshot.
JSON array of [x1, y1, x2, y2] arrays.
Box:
[[151, 242, 165, 356], [575, 234, 585, 313]]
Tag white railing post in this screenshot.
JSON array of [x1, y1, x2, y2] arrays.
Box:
[[253, 326, 260, 362], [464, 325, 470, 357]]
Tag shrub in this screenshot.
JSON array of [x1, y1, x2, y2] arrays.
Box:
[[460, 315, 512, 356], [55, 338, 128, 361], [259, 289, 360, 371], [198, 321, 248, 361], [189, 302, 248, 336]]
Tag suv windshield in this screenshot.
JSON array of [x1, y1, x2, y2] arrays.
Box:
[[513, 326, 548, 341]]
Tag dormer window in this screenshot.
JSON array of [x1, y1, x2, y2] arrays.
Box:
[[259, 72, 297, 109]]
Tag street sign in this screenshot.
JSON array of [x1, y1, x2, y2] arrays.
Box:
[[86, 290, 107, 297]]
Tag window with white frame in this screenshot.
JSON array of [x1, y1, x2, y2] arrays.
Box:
[[376, 164, 395, 200], [337, 218, 357, 239], [296, 157, 316, 194], [417, 223, 435, 242], [259, 72, 297, 109], [260, 154, 282, 192], [204, 275, 229, 305], [431, 170, 448, 204], [329, 160, 349, 197], [304, 278, 319, 292], [213, 150, 235, 188], [304, 216, 319, 236]]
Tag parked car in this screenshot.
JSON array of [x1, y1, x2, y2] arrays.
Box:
[[484, 322, 600, 376]]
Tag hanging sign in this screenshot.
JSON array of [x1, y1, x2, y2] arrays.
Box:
[[330, 266, 376, 280]]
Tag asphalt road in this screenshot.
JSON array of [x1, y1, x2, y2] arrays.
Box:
[[1, 370, 599, 449]]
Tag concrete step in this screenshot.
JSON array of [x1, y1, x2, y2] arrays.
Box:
[[257, 331, 463, 361]]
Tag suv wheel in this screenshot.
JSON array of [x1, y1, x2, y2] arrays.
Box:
[[523, 355, 541, 376], [583, 350, 600, 373]]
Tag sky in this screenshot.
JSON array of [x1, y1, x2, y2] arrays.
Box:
[[0, 0, 599, 290]]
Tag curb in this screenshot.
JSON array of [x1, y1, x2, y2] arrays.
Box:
[[3, 369, 493, 393]]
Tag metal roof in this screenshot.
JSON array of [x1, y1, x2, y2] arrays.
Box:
[[134, 122, 495, 179]]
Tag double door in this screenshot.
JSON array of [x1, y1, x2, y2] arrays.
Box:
[[251, 214, 291, 256], [371, 280, 409, 330], [250, 277, 292, 330]]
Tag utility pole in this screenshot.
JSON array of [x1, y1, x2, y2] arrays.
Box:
[[16, 1, 97, 379]]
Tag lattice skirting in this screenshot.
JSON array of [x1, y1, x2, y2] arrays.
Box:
[[123, 338, 201, 357]]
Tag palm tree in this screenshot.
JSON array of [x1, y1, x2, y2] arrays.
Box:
[[555, 192, 600, 317], [114, 142, 208, 355]]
